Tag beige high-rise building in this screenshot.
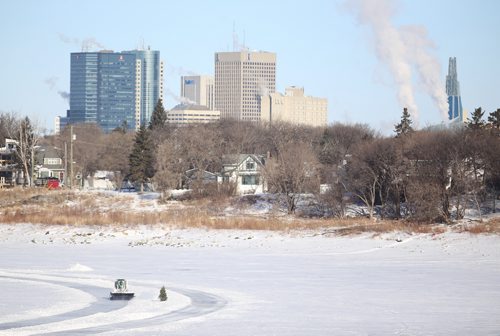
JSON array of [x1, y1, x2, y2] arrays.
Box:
[[215, 51, 276, 121], [180, 75, 214, 110], [260, 86, 328, 127]]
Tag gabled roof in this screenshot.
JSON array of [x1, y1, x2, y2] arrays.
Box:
[[222, 154, 265, 167]]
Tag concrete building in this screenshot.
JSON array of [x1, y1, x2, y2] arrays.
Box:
[[180, 75, 214, 110], [214, 51, 276, 122], [54, 116, 68, 135], [167, 104, 220, 125], [260, 86, 328, 127], [64, 48, 163, 133]]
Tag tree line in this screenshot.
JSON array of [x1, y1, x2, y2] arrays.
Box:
[[1, 103, 499, 223]]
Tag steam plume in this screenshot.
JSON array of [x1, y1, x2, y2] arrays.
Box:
[[58, 91, 70, 101], [44, 77, 69, 105], [44, 77, 58, 90], [165, 87, 197, 105], [58, 33, 107, 51], [345, 0, 448, 125], [401, 25, 448, 120]]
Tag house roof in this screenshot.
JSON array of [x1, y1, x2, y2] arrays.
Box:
[[222, 154, 265, 167]]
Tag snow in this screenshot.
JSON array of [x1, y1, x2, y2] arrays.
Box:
[[1, 220, 500, 335], [67, 263, 94, 272]]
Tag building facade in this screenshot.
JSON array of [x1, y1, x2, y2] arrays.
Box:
[[260, 87, 328, 127], [54, 116, 69, 135], [124, 49, 164, 128], [181, 75, 214, 110], [214, 51, 276, 122], [67, 49, 163, 133], [446, 57, 465, 123], [167, 104, 220, 125]]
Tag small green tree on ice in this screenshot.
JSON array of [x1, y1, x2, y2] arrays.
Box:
[[159, 286, 167, 301]]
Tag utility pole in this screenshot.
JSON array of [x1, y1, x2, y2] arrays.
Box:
[[70, 125, 74, 189], [64, 142, 68, 187], [30, 148, 34, 187]]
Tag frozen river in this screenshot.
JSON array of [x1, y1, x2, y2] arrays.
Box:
[[1, 224, 499, 335]]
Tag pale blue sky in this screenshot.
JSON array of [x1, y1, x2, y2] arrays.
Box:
[[1, 0, 499, 134]]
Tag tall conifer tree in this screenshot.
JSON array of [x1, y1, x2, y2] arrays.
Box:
[[148, 99, 167, 131], [129, 125, 155, 192], [394, 108, 414, 137]]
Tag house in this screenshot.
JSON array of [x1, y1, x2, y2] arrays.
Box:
[[35, 145, 64, 183], [185, 168, 219, 187], [220, 154, 266, 195], [0, 139, 19, 187]]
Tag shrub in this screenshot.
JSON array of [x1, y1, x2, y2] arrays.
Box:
[[159, 286, 167, 301]]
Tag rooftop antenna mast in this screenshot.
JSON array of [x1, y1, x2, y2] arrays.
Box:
[[232, 22, 238, 51]]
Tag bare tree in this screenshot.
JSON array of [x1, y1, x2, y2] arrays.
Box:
[[58, 123, 104, 185], [0, 111, 20, 146], [264, 142, 319, 214], [11, 117, 41, 186], [154, 132, 188, 191], [343, 141, 380, 219]]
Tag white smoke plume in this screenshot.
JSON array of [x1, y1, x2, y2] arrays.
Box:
[[165, 63, 198, 77], [164, 87, 197, 105], [345, 0, 448, 125], [401, 25, 449, 120], [58, 33, 107, 51]]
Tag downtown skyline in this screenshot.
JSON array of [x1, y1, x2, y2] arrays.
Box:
[[1, 0, 499, 134]]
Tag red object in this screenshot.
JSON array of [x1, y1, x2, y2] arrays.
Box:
[[47, 179, 60, 189]]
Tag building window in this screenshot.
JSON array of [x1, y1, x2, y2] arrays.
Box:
[[242, 175, 259, 185], [44, 158, 62, 165]]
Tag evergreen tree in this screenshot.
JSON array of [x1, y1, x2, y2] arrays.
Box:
[[148, 99, 167, 131], [466, 107, 485, 130], [394, 107, 414, 137], [128, 125, 155, 192], [487, 108, 500, 129], [158, 286, 167, 301]]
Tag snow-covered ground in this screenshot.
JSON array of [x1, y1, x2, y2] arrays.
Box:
[[1, 221, 499, 336]]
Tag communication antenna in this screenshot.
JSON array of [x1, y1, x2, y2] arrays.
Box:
[[232, 22, 238, 51]]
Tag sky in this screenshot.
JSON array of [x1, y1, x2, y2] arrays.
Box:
[[0, 0, 499, 135]]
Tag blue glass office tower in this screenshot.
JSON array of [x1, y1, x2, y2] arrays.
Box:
[[124, 49, 163, 126], [446, 57, 464, 121], [68, 49, 162, 132]]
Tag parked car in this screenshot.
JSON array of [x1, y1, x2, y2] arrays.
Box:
[[35, 177, 60, 189]]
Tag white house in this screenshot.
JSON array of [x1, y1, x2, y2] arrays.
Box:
[[220, 154, 266, 195]]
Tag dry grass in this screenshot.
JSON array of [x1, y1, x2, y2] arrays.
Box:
[[0, 188, 490, 236], [459, 217, 500, 235]]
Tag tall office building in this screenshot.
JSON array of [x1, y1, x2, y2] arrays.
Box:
[[214, 51, 276, 121], [180, 75, 214, 110], [446, 57, 464, 122], [124, 49, 164, 127], [67, 49, 163, 132], [260, 87, 328, 127]]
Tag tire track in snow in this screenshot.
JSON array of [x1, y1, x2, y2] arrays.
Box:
[[45, 287, 227, 335], [0, 275, 127, 330], [0, 273, 227, 335]]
